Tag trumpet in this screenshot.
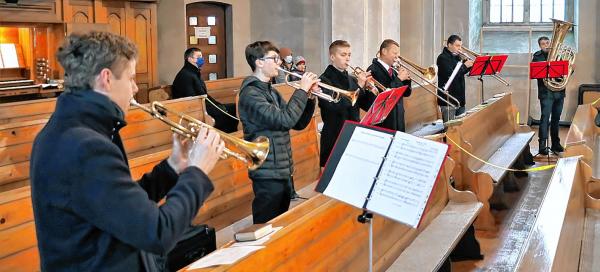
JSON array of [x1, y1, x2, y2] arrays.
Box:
[[456, 46, 511, 86], [392, 56, 461, 109], [278, 67, 359, 106], [347, 64, 387, 95], [130, 98, 269, 170]]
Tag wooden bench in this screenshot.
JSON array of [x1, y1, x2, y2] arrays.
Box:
[[187, 138, 482, 272], [0, 96, 208, 192], [403, 84, 444, 137], [0, 77, 245, 125], [205, 77, 245, 104], [445, 93, 535, 231], [565, 103, 600, 176], [502, 156, 600, 271]]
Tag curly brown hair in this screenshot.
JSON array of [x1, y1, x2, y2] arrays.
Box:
[[57, 31, 138, 90]]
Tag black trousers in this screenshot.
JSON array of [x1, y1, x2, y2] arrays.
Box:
[[251, 178, 292, 224], [539, 93, 564, 145]]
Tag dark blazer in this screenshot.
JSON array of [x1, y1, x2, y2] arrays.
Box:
[[318, 65, 376, 167], [30, 89, 214, 271], [238, 76, 316, 180], [367, 58, 412, 132], [532, 50, 566, 99], [436, 47, 470, 107]]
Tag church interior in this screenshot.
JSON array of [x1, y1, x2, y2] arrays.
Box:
[[1, 0, 600, 271]]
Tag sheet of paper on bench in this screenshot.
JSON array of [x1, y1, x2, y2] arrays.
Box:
[[187, 246, 265, 270], [323, 126, 394, 208], [323, 127, 448, 228]]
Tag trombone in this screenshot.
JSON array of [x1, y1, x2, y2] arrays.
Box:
[[347, 64, 387, 95], [277, 67, 359, 106], [130, 99, 269, 170], [393, 56, 461, 109], [456, 46, 511, 86]]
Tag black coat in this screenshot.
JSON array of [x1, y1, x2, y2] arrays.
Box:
[[367, 58, 412, 132], [171, 62, 234, 126], [532, 50, 566, 99], [436, 47, 471, 107], [238, 76, 316, 180], [318, 65, 376, 167], [30, 90, 214, 271]]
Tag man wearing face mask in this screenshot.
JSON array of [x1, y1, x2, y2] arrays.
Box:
[[275, 47, 294, 84], [532, 36, 566, 155], [172, 47, 239, 133]]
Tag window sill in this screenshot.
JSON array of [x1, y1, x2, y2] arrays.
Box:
[[482, 25, 555, 32]]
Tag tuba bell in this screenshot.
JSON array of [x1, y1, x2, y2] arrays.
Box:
[[543, 18, 576, 92]]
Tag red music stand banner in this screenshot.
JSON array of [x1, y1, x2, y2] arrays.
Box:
[[530, 60, 569, 79], [469, 55, 508, 77], [360, 86, 407, 126]]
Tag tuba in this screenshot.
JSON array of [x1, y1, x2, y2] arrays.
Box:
[[544, 18, 576, 92], [130, 99, 269, 170]]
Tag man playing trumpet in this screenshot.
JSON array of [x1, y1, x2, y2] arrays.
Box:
[[238, 41, 318, 224], [318, 40, 375, 168]]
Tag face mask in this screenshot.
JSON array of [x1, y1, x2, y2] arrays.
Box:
[[196, 57, 205, 67], [284, 55, 293, 64]]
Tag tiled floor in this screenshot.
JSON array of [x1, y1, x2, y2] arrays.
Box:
[[452, 126, 569, 271]]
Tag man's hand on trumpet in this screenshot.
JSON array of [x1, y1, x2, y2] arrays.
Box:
[[299, 72, 320, 99]]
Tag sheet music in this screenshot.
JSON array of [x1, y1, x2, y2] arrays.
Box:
[[366, 131, 448, 228], [0, 44, 19, 68], [322, 126, 393, 209]]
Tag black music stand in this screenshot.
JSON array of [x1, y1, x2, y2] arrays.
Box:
[[529, 60, 570, 161], [469, 55, 508, 103]]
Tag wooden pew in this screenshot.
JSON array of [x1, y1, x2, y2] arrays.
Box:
[[0, 77, 245, 126], [0, 98, 57, 125], [565, 103, 600, 175], [503, 156, 600, 271], [205, 77, 245, 104], [403, 84, 444, 137], [0, 103, 321, 271], [187, 150, 481, 272], [445, 93, 535, 231], [0, 96, 207, 192]]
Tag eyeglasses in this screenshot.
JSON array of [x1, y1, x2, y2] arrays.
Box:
[[260, 55, 281, 63]]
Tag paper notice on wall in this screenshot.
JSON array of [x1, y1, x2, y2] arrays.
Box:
[[195, 27, 211, 39]]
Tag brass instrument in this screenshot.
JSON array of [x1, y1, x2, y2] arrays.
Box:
[[130, 99, 269, 170], [544, 18, 575, 91], [455, 46, 511, 86], [397, 56, 438, 82], [278, 67, 359, 106], [347, 64, 387, 95], [392, 56, 461, 109]]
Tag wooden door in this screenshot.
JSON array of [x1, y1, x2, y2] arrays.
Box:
[[186, 2, 228, 81], [126, 2, 157, 103]]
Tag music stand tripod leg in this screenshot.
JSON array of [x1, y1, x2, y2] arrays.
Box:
[[357, 210, 374, 272]]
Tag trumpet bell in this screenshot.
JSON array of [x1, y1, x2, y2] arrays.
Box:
[[240, 136, 270, 170]]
